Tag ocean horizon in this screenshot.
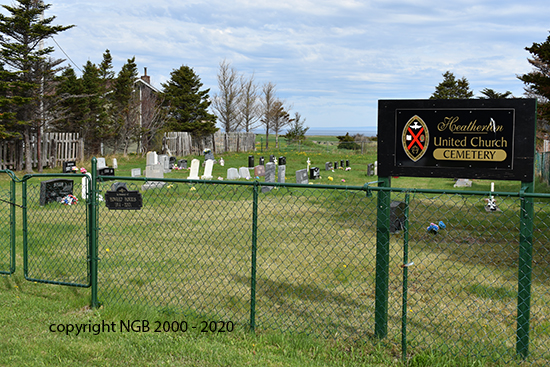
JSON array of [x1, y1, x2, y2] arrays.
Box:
[[252, 126, 377, 137]]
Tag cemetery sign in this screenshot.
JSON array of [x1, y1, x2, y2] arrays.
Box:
[[377, 99, 536, 181]]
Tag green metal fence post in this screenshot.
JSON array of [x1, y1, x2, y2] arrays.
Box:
[[9, 175, 16, 274], [375, 177, 391, 339], [89, 157, 100, 308], [516, 181, 534, 359], [249, 180, 259, 332], [402, 192, 410, 362]]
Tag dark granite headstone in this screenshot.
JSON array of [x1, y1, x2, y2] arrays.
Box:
[[168, 156, 177, 169], [40, 179, 74, 205], [248, 155, 254, 168], [278, 156, 286, 165], [269, 155, 275, 163], [178, 159, 188, 169], [98, 167, 115, 176], [340, 160, 344, 168], [204, 150, 215, 161], [325, 162, 332, 171], [259, 156, 265, 166], [334, 161, 338, 169], [296, 169, 309, 184], [62, 161, 76, 173], [309, 167, 320, 180], [346, 160, 350, 167]]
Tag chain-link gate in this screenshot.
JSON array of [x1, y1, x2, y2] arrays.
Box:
[[21, 174, 91, 287], [0, 170, 15, 275]]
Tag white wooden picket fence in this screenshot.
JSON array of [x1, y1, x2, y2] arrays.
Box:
[[0, 133, 84, 171], [163, 131, 256, 156]]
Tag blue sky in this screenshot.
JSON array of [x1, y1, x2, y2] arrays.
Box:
[[39, 1, 550, 133]]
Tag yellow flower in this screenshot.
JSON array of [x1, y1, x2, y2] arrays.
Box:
[[106, 248, 110, 252], [328, 176, 333, 181], [190, 187, 196, 191]]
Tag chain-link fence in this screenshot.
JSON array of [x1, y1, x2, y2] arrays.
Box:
[[0, 170, 15, 275], [6, 165, 550, 365]]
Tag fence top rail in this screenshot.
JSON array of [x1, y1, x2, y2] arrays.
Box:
[[90, 175, 550, 199]]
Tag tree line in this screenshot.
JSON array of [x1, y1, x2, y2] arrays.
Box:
[[1, 1, 550, 173]]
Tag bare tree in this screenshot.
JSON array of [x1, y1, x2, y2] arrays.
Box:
[[271, 99, 293, 149], [260, 82, 277, 149], [238, 73, 261, 132], [139, 90, 168, 155], [212, 59, 242, 132]]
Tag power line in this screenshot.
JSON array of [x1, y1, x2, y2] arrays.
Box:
[[51, 36, 82, 72]]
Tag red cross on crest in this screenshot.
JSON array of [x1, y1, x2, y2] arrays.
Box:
[[402, 115, 429, 162]]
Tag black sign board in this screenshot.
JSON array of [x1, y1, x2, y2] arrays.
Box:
[[40, 179, 74, 205], [62, 161, 76, 173], [378, 99, 536, 181], [105, 186, 142, 210]]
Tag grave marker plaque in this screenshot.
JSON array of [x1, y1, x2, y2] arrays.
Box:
[[296, 169, 309, 184], [62, 161, 76, 173], [105, 186, 143, 210]]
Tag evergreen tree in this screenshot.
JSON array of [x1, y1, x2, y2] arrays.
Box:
[[477, 88, 513, 99], [336, 132, 360, 150], [162, 65, 217, 138], [430, 71, 474, 99], [284, 112, 309, 143], [518, 32, 550, 126], [0, 0, 73, 172]]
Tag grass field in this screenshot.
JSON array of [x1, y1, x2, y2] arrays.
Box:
[[1, 138, 550, 366]]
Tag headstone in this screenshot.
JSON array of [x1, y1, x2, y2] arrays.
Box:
[[367, 163, 374, 176], [269, 155, 275, 163], [145, 164, 163, 179], [309, 167, 320, 180], [262, 162, 276, 193], [158, 154, 170, 173], [201, 159, 214, 180], [62, 161, 76, 173], [188, 159, 200, 180], [178, 159, 188, 169], [254, 165, 265, 177], [81, 173, 91, 199], [278, 165, 286, 183], [40, 179, 74, 205], [340, 160, 344, 168], [110, 182, 127, 191], [296, 169, 309, 184], [248, 155, 254, 169], [98, 167, 115, 176], [259, 156, 265, 166], [227, 168, 240, 180], [146, 151, 158, 166], [325, 162, 332, 171], [278, 156, 286, 165], [454, 179, 472, 188], [142, 164, 165, 190], [131, 168, 141, 177], [239, 167, 251, 180], [346, 160, 350, 167], [168, 156, 176, 169], [112, 158, 118, 169], [374, 161, 378, 176], [334, 161, 338, 170], [96, 158, 107, 170], [204, 149, 215, 161], [390, 201, 407, 233]]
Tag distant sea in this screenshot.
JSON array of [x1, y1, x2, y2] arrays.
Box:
[[253, 127, 377, 137]]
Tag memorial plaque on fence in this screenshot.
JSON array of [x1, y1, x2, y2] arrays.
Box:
[[378, 99, 537, 181], [105, 186, 143, 210], [40, 179, 74, 205]]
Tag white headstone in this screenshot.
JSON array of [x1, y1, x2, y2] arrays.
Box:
[[96, 158, 107, 169], [145, 164, 163, 179], [201, 159, 214, 180], [131, 168, 141, 177], [112, 158, 118, 169], [239, 167, 251, 180], [188, 159, 200, 180], [454, 179, 472, 188], [146, 151, 158, 166], [81, 172, 92, 199], [227, 168, 240, 180]]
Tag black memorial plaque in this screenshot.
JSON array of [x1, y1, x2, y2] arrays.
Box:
[[62, 161, 76, 173], [105, 186, 143, 210]]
